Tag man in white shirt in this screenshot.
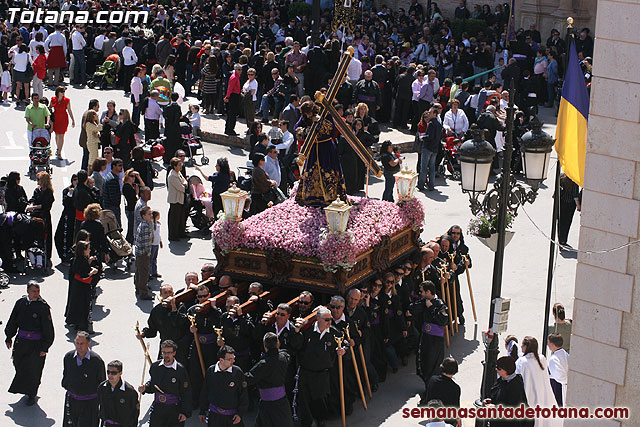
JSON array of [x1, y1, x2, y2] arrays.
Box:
[[71, 25, 87, 86], [93, 29, 107, 51], [442, 99, 469, 137], [411, 70, 427, 132], [262, 145, 281, 187], [547, 333, 569, 407], [347, 54, 362, 83], [121, 38, 138, 95], [44, 24, 67, 86]]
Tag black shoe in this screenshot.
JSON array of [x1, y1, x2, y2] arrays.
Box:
[[458, 314, 465, 325], [401, 356, 408, 366], [224, 130, 238, 136], [371, 383, 379, 392], [26, 395, 36, 406]]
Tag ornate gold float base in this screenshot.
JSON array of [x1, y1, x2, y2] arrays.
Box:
[[214, 227, 420, 295]]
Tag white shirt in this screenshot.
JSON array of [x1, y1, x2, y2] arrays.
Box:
[[313, 322, 329, 340], [214, 361, 233, 373], [163, 359, 178, 370], [28, 40, 44, 60], [517, 354, 562, 426], [94, 34, 107, 50], [122, 46, 138, 66], [152, 221, 162, 245], [45, 31, 67, 55], [131, 76, 143, 103], [346, 57, 362, 83], [242, 79, 258, 101], [275, 320, 291, 337], [411, 79, 425, 101], [275, 130, 294, 151], [263, 155, 281, 186], [71, 30, 86, 50], [443, 109, 469, 135], [12, 52, 29, 73]]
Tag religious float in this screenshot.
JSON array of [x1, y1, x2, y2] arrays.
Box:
[[211, 47, 424, 295]]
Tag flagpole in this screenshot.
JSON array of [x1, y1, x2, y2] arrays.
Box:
[[542, 17, 574, 357]]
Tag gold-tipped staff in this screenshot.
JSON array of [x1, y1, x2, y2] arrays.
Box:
[[188, 315, 206, 377], [462, 255, 478, 323], [436, 269, 452, 347], [344, 325, 367, 410], [214, 327, 224, 347], [352, 322, 372, 399], [448, 253, 459, 332], [135, 321, 153, 404], [335, 335, 346, 427]]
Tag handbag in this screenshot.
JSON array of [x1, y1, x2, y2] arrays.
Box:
[[413, 132, 422, 152]]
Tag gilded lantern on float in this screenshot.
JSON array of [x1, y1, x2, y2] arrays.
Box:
[[324, 199, 353, 233], [220, 184, 248, 222], [394, 166, 419, 201]]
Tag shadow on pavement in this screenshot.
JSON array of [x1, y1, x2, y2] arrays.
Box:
[[169, 240, 192, 255], [5, 400, 55, 426]]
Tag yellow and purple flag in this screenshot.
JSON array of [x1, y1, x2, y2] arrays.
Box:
[[555, 40, 589, 187]]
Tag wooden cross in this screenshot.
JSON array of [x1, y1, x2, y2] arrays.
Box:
[[298, 47, 382, 178]]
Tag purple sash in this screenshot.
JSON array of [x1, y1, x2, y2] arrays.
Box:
[[371, 314, 381, 325], [358, 95, 376, 102], [18, 329, 42, 340], [154, 392, 179, 405], [259, 386, 286, 401], [67, 391, 98, 401], [104, 420, 120, 425], [422, 322, 445, 337], [209, 403, 237, 416], [198, 333, 215, 345]]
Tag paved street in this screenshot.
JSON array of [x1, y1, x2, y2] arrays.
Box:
[[0, 85, 577, 426]]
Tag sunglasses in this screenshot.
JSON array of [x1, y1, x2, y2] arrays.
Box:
[[450, 232, 461, 235], [107, 370, 120, 375], [329, 305, 343, 310], [276, 312, 287, 317], [299, 300, 311, 305], [385, 280, 395, 285], [320, 317, 332, 322], [197, 294, 209, 299], [201, 269, 212, 273]]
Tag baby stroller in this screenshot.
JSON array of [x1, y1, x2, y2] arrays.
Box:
[[439, 136, 461, 180], [143, 136, 166, 160], [88, 57, 119, 89], [187, 175, 215, 231], [100, 209, 134, 271], [29, 128, 52, 177], [180, 119, 209, 167]]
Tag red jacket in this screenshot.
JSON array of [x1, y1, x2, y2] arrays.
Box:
[[33, 54, 47, 80]]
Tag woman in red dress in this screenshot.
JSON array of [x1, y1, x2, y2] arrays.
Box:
[[51, 86, 75, 159]]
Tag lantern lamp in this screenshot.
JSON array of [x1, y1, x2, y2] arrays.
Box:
[[521, 117, 555, 184], [220, 184, 249, 222], [459, 128, 496, 195], [394, 166, 419, 201], [324, 198, 353, 233]]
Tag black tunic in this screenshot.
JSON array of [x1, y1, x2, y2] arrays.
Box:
[[62, 350, 106, 427], [142, 302, 191, 365], [143, 360, 192, 425], [426, 373, 461, 424], [410, 297, 449, 387], [4, 295, 54, 396], [97, 379, 140, 427], [245, 349, 294, 427], [186, 304, 222, 402], [366, 293, 391, 382], [219, 313, 255, 372], [65, 255, 93, 330], [291, 325, 340, 425], [488, 374, 534, 427], [200, 364, 248, 426], [337, 136, 359, 195], [55, 185, 76, 262]]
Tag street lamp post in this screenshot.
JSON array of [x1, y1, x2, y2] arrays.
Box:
[[458, 83, 555, 403]]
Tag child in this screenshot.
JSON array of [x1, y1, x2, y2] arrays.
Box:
[[188, 104, 201, 136], [268, 118, 283, 147], [1, 63, 11, 103], [547, 333, 569, 407], [392, 145, 404, 160], [150, 210, 162, 278], [134, 206, 154, 300]]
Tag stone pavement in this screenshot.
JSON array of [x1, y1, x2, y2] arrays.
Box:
[[0, 85, 576, 427]]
